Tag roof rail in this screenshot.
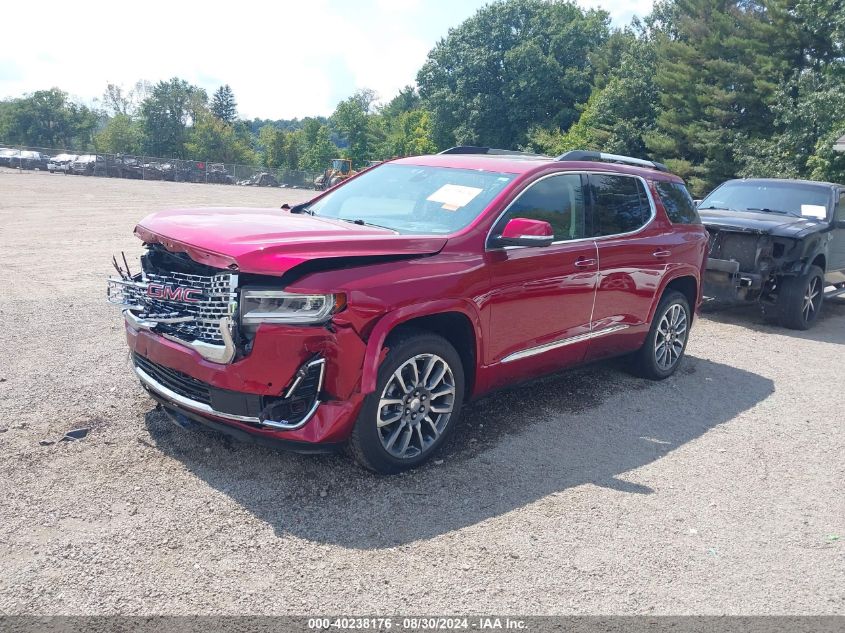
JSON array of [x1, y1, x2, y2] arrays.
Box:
[[439, 146, 545, 158], [556, 150, 670, 173]]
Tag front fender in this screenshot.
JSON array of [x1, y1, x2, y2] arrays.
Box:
[[360, 299, 484, 395]]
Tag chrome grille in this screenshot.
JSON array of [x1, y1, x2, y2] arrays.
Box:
[[108, 270, 237, 344]]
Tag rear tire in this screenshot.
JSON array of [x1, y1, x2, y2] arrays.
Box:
[[349, 329, 464, 474], [777, 265, 824, 330], [631, 290, 691, 380]]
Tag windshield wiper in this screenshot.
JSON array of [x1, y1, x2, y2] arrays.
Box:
[[746, 207, 791, 215], [336, 217, 394, 231], [282, 202, 314, 215], [699, 205, 741, 212]]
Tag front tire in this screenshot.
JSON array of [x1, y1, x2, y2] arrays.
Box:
[[631, 290, 691, 380], [777, 265, 824, 330], [349, 329, 464, 474]]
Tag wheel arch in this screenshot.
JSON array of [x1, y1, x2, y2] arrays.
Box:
[[361, 300, 482, 398], [648, 271, 700, 323]]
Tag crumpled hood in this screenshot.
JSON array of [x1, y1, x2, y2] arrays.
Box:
[[698, 208, 826, 238], [135, 208, 448, 275]]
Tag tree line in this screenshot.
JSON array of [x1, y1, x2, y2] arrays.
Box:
[[1, 0, 843, 193]]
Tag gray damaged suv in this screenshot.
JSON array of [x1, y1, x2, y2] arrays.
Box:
[[700, 178, 845, 329]]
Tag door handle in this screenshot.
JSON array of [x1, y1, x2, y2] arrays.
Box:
[[653, 250, 672, 258], [574, 258, 597, 268]]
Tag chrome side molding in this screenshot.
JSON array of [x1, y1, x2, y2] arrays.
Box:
[[501, 324, 630, 363]]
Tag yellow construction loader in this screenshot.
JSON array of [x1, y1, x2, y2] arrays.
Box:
[[314, 158, 356, 191]]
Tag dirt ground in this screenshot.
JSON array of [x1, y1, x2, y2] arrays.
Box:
[[0, 171, 842, 615]]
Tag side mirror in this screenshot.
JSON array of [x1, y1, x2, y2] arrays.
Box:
[[493, 218, 554, 248]]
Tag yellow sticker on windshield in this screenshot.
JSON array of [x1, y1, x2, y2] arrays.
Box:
[[427, 184, 483, 210]]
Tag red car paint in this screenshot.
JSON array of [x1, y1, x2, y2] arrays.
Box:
[[120, 154, 708, 448]]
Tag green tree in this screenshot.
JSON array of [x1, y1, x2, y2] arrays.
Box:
[[258, 124, 297, 168], [381, 109, 438, 157], [736, 72, 845, 181], [331, 89, 378, 167], [95, 114, 144, 154], [417, 0, 610, 149], [140, 78, 207, 158], [0, 89, 98, 148], [101, 81, 150, 117], [283, 131, 300, 170], [185, 112, 255, 163], [529, 35, 657, 158], [644, 0, 783, 194], [211, 85, 237, 124], [299, 124, 338, 172]]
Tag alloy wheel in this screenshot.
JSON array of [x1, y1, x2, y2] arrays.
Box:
[[802, 275, 821, 323], [377, 353, 456, 460], [654, 303, 688, 371]]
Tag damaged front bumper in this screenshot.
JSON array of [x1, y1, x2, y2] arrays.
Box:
[[124, 321, 368, 445], [134, 352, 326, 431], [703, 258, 763, 302]]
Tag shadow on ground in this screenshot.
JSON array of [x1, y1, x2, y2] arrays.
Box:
[[145, 355, 773, 549], [701, 294, 845, 345]]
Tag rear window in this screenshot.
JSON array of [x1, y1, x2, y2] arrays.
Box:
[[590, 174, 651, 236], [656, 181, 701, 225]]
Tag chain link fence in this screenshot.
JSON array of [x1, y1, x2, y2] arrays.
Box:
[[0, 144, 319, 189]]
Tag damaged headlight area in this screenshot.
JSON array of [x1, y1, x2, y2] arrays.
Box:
[[239, 289, 346, 334]]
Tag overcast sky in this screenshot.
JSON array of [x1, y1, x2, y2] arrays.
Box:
[[1, 0, 654, 120]]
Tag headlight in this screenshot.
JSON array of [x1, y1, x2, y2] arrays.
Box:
[[239, 289, 344, 330]]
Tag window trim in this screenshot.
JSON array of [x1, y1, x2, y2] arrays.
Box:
[[486, 171, 657, 250], [835, 190, 845, 222]]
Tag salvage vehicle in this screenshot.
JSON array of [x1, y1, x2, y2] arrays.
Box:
[[238, 172, 280, 187], [70, 154, 100, 176], [47, 153, 79, 173], [206, 163, 235, 185], [10, 150, 51, 170], [0, 148, 17, 167], [107, 148, 708, 473], [699, 178, 845, 329]]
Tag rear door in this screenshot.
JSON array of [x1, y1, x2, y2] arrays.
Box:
[[585, 173, 676, 361]]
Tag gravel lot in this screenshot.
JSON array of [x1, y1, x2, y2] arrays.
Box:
[[0, 171, 843, 615]]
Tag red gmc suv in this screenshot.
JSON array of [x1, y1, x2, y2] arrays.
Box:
[[108, 148, 708, 473]]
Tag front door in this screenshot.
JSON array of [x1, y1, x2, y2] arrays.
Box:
[[485, 173, 598, 387], [827, 190, 845, 284]]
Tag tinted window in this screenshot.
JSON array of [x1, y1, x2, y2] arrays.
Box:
[[498, 174, 586, 241], [656, 181, 701, 225], [590, 174, 650, 236], [835, 192, 845, 222]]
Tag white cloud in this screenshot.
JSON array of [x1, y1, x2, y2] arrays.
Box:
[[577, 0, 654, 25], [0, 0, 654, 119]]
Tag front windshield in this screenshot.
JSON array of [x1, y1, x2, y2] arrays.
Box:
[[700, 181, 831, 219], [307, 164, 516, 235]]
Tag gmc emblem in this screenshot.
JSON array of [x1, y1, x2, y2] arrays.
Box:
[[147, 283, 203, 303]]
